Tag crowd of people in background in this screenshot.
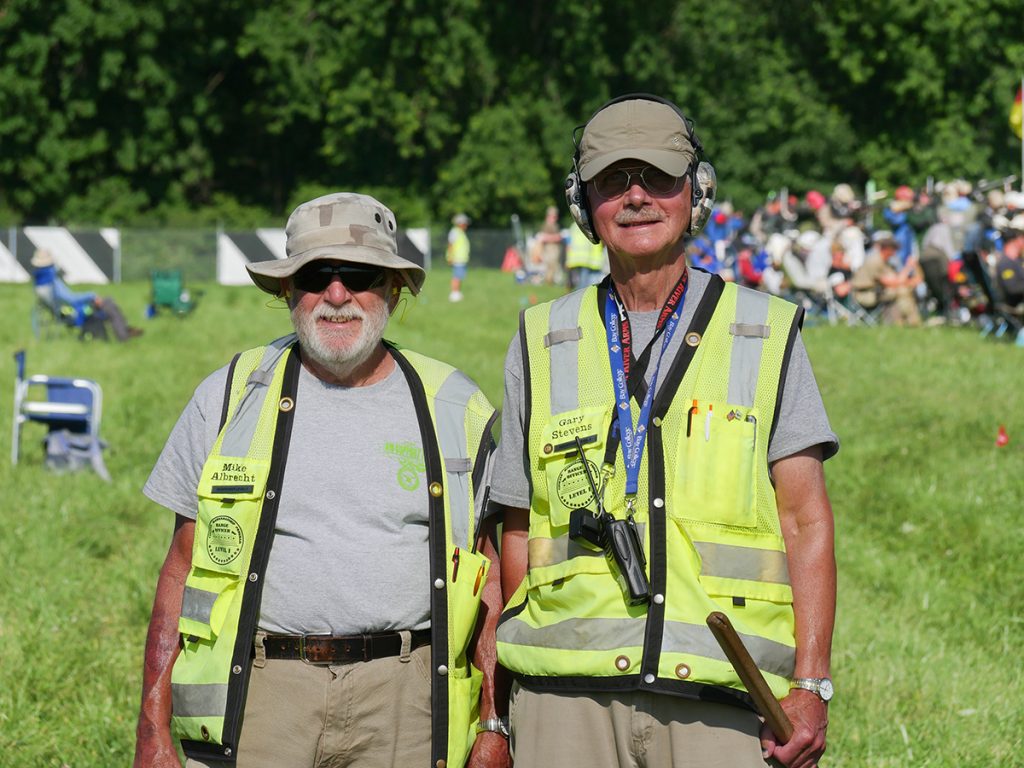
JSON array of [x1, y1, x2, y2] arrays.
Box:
[[507, 178, 1024, 343]]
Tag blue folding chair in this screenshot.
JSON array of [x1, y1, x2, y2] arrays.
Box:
[[11, 350, 110, 480]]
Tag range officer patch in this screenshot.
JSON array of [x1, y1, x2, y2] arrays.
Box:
[[556, 460, 599, 510], [207, 516, 244, 565]]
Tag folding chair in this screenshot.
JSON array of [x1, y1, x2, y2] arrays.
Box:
[[150, 269, 201, 316], [11, 350, 110, 480], [962, 251, 1024, 340]]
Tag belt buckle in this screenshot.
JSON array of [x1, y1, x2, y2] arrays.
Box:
[[298, 633, 333, 665]]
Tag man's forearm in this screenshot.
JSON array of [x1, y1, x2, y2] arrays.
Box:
[[472, 517, 509, 720], [136, 571, 184, 743], [773, 449, 836, 678], [134, 516, 194, 767]]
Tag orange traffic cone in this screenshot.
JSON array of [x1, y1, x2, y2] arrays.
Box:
[[996, 425, 1009, 447]]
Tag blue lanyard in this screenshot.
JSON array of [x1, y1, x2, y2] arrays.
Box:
[[605, 282, 687, 499]]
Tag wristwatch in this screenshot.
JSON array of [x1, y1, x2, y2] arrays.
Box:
[[476, 716, 510, 738], [791, 677, 834, 702]]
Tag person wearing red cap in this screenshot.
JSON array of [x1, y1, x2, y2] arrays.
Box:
[[489, 95, 837, 768]]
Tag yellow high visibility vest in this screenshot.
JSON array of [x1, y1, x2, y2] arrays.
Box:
[[497, 277, 801, 708], [565, 225, 605, 271], [171, 336, 497, 767], [448, 228, 470, 265]]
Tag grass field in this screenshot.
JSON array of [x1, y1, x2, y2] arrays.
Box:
[[0, 269, 1021, 767]]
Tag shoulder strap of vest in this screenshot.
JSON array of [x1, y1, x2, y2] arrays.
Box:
[[219, 353, 242, 431], [652, 274, 726, 418]]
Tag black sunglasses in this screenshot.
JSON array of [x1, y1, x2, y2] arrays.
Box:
[[292, 261, 388, 294]]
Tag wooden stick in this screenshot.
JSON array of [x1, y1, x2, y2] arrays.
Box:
[[706, 611, 794, 743]]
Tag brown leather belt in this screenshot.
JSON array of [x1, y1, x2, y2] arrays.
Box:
[[259, 629, 431, 664]]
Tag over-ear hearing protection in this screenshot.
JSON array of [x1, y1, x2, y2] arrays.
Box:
[[565, 93, 717, 243]]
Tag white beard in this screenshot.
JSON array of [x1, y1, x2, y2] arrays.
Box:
[[291, 297, 390, 380]]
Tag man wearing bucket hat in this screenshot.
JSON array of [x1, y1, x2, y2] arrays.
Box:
[[488, 96, 838, 768], [135, 193, 508, 768]]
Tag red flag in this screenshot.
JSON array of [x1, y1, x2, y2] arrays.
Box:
[[1011, 87, 1022, 139]]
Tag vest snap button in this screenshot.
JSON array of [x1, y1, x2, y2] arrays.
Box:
[[436, 760, 447, 768], [653, 497, 664, 508], [224, 748, 232, 757], [429, 482, 443, 497], [232, 665, 242, 674], [653, 593, 664, 604], [643, 673, 656, 684], [614, 655, 630, 671], [279, 397, 294, 412], [652, 417, 662, 427], [248, 572, 258, 582], [434, 578, 445, 589], [265, 490, 276, 500], [437, 664, 448, 676], [675, 663, 692, 679]]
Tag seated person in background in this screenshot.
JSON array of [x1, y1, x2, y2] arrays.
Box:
[[31, 249, 142, 341], [995, 215, 1024, 307], [688, 235, 733, 279], [850, 231, 922, 326]]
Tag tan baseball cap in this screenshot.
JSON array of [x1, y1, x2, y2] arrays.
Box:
[[578, 98, 696, 181], [247, 193, 426, 296]]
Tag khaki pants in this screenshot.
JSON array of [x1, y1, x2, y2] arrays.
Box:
[[509, 683, 770, 768], [186, 645, 432, 768]]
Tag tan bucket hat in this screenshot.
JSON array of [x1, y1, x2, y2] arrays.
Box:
[[247, 193, 426, 296], [578, 98, 696, 181]]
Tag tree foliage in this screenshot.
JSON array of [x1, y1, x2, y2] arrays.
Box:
[[0, 0, 1021, 227]]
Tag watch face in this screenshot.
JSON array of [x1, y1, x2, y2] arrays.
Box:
[[818, 678, 834, 701]]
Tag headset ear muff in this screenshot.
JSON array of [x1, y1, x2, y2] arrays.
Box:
[[689, 161, 717, 235], [565, 169, 599, 244]]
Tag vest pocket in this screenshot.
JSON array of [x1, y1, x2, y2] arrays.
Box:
[[448, 547, 490, 660], [671, 401, 757, 529], [192, 456, 269, 576], [539, 407, 609, 530]]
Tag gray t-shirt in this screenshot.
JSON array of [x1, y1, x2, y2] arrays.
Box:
[[145, 359, 440, 635], [490, 269, 839, 509]]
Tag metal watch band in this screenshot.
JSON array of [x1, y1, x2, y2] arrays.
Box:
[[791, 677, 834, 702], [475, 717, 510, 738]]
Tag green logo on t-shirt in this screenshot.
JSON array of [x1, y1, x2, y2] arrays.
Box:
[[385, 441, 426, 491]]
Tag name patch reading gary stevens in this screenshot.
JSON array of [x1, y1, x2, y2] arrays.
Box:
[[207, 516, 244, 565]]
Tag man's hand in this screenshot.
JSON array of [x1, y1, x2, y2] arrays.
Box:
[[466, 731, 511, 768], [760, 688, 827, 768], [132, 730, 182, 768]]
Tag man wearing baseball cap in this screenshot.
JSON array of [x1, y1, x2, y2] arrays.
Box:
[[135, 193, 508, 768], [489, 96, 838, 768]]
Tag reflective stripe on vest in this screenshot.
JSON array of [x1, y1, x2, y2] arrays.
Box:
[[434, 369, 480, 548], [172, 682, 228, 719], [220, 335, 295, 458], [545, 289, 586, 415], [727, 287, 771, 407], [180, 585, 219, 626]]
